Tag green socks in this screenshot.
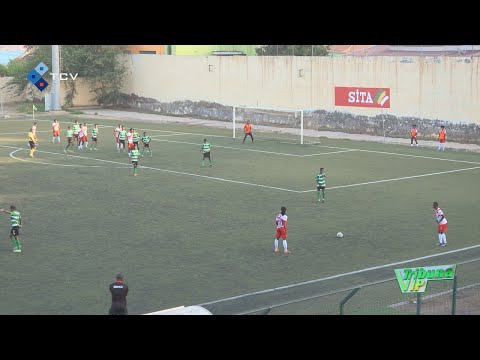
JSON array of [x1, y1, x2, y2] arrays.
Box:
[[11, 237, 20, 250]]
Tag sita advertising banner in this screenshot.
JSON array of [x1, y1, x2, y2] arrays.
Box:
[[335, 87, 390, 108]]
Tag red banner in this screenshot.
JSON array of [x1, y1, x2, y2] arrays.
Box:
[[335, 87, 390, 108]]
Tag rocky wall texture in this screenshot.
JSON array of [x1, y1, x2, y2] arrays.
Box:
[[119, 94, 480, 143]]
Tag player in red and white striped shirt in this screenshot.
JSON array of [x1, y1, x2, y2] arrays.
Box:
[[274, 206, 291, 254], [433, 202, 448, 247]]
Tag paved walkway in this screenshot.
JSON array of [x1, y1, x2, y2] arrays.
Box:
[[75, 108, 480, 153]]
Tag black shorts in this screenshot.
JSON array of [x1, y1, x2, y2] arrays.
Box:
[[203, 152, 211, 159], [74, 134, 79, 139], [143, 143, 150, 147], [132, 161, 138, 166], [120, 140, 125, 145], [133, 141, 139, 146], [92, 137, 97, 142], [67, 137, 73, 144], [317, 186, 326, 191], [29, 141, 36, 149], [11, 226, 19, 236]]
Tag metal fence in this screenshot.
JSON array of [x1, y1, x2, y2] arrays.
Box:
[[235, 257, 480, 315]]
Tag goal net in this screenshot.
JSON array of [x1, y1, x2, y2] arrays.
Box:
[[232, 106, 320, 145]]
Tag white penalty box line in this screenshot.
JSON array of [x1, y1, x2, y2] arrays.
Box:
[[0, 144, 300, 193], [4, 119, 479, 165], [1, 144, 480, 194]]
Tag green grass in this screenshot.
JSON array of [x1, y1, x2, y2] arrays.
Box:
[[0, 114, 479, 315], [15, 102, 45, 113], [64, 108, 85, 115]]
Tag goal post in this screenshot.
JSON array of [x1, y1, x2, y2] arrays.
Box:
[[232, 105, 309, 145]]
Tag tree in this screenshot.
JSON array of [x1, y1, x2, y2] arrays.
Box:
[[256, 45, 329, 56], [0, 64, 8, 76], [7, 45, 129, 106]]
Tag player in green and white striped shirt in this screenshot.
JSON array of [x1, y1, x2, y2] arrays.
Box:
[[90, 124, 99, 150], [118, 126, 127, 152], [0, 205, 23, 252], [129, 144, 142, 176], [201, 139, 212, 167], [64, 126, 74, 153], [141, 132, 152, 157], [316, 168, 326, 202]]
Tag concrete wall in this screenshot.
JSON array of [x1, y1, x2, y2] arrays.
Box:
[[34, 55, 480, 142], [60, 78, 94, 107], [1, 76, 92, 107], [116, 55, 480, 142], [0, 76, 28, 103], [121, 55, 480, 124]]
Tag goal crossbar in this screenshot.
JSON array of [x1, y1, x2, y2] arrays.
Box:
[[232, 106, 305, 144]]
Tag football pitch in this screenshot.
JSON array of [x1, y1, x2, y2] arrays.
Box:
[[1, 114, 480, 315]]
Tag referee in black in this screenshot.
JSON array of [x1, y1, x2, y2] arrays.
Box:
[[109, 273, 129, 315]]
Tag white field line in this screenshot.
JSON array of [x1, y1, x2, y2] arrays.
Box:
[[3, 119, 479, 165], [148, 133, 191, 138], [389, 282, 480, 308], [0, 130, 52, 135], [1, 145, 301, 193], [86, 124, 480, 164], [9, 148, 103, 168], [150, 138, 303, 157], [301, 149, 358, 157], [2, 144, 479, 194], [298, 166, 480, 193], [199, 244, 480, 307]]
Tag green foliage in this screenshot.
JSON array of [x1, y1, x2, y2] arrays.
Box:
[[256, 45, 329, 56], [6, 45, 129, 106], [0, 64, 7, 76], [15, 101, 45, 113]]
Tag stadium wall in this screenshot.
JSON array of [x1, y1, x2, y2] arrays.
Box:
[[82, 55, 480, 142], [0, 77, 28, 103]]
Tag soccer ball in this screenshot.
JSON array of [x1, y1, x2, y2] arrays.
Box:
[[336, 232, 344, 238]]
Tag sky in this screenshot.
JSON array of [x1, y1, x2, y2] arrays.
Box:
[[0, 45, 26, 65]]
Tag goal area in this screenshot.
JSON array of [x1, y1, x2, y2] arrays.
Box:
[[232, 106, 320, 145]]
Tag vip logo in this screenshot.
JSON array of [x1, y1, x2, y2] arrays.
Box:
[[26, 62, 49, 91], [394, 265, 456, 293]]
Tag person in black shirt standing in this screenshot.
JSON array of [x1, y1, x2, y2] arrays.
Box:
[[109, 273, 129, 315]]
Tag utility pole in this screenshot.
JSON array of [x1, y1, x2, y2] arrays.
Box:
[[51, 45, 61, 111]]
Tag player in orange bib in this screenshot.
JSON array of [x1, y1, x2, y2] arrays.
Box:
[[242, 121, 254, 144], [52, 119, 61, 143], [437, 125, 446, 151], [410, 125, 418, 146], [433, 201, 448, 247], [274, 206, 290, 254]]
